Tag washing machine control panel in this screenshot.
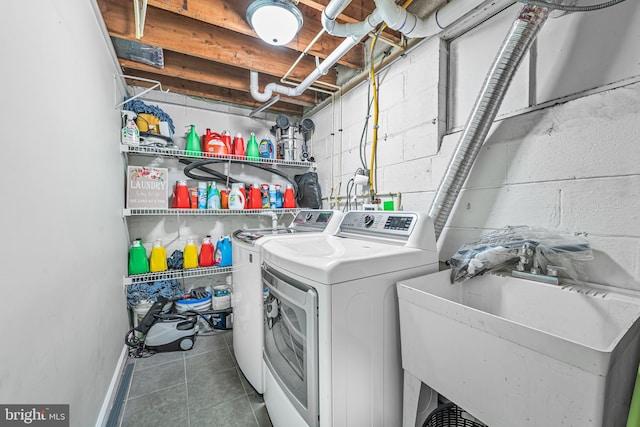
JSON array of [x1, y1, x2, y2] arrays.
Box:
[[339, 211, 418, 239], [292, 209, 338, 231]]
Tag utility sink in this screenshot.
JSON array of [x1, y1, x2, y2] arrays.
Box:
[[397, 270, 640, 427]]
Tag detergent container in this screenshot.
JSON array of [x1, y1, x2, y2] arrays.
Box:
[[183, 237, 199, 269], [246, 132, 259, 161], [214, 236, 232, 267], [259, 138, 274, 160], [185, 125, 202, 156], [228, 183, 246, 209], [128, 238, 149, 275], [202, 129, 227, 156], [199, 235, 215, 267], [173, 180, 191, 209], [249, 184, 262, 209], [149, 239, 168, 272], [233, 132, 245, 158], [221, 131, 232, 154], [283, 183, 296, 208]]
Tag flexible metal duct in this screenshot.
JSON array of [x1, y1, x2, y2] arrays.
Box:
[[429, 4, 551, 240]]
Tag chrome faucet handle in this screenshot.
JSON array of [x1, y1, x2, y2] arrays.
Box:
[[517, 242, 534, 272]]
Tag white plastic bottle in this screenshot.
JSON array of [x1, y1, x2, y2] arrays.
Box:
[[121, 110, 140, 146], [228, 183, 246, 209]]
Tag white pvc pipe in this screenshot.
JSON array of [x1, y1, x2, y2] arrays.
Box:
[[323, 0, 354, 21], [250, 0, 492, 103], [373, 0, 489, 38], [250, 26, 380, 102], [322, 9, 383, 37]]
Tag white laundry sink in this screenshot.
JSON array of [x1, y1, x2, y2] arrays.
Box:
[[397, 270, 640, 427]]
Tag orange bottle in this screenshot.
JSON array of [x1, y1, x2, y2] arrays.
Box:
[[220, 189, 229, 209]]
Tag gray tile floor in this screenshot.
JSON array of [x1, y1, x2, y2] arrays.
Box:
[[117, 330, 272, 427]]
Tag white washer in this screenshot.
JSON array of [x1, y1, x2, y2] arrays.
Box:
[[260, 211, 439, 427], [231, 210, 343, 394]]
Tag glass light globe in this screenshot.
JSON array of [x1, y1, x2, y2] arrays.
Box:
[[247, 0, 303, 46]]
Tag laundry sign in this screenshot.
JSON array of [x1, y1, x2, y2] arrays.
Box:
[[126, 166, 168, 209]]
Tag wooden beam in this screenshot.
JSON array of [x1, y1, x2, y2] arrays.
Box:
[[125, 70, 305, 116], [147, 0, 365, 69], [118, 51, 320, 107], [98, 0, 337, 85]]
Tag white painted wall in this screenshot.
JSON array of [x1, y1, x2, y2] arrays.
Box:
[[0, 2, 128, 426], [311, 15, 640, 291]]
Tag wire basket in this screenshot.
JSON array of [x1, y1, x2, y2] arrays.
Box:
[[423, 403, 486, 427]]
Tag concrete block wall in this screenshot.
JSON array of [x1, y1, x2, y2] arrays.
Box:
[[310, 36, 640, 292]]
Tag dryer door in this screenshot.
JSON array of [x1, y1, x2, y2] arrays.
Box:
[[262, 265, 319, 427]]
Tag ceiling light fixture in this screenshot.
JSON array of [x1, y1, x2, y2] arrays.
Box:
[[246, 0, 303, 46]]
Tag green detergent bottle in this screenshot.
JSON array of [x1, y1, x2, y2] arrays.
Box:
[[185, 125, 202, 157], [246, 132, 260, 161], [627, 363, 640, 426], [128, 239, 149, 275]]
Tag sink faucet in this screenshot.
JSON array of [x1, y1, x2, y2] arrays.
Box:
[[512, 242, 560, 285]]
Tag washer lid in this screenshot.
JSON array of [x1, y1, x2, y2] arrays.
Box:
[[261, 234, 438, 284], [232, 227, 294, 245]]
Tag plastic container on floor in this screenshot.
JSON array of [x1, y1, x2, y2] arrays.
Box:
[[212, 285, 232, 310], [175, 291, 212, 314], [132, 299, 172, 329]]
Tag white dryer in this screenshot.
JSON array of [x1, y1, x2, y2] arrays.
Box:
[[260, 211, 439, 427], [231, 210, 343, 394]]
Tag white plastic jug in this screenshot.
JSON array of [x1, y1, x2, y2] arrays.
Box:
[[228, 183, 245, 209]]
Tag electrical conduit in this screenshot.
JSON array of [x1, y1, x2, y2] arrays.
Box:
[[428, 4, 552, 240]]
